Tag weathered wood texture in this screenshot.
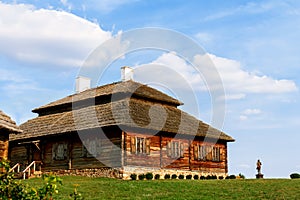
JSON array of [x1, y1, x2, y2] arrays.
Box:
[[160, 136, 190, 170], [9, 145, 28, 166], [124, 132, 161, 167], [0, 132, 9, 159], [9, 128, 122, 170], [190, 139, 227, 174], [123, 131, 227, 174]]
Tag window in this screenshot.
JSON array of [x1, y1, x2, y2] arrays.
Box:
[[130, 136, 150, 155], [194, 145, 221, 162], [212, 147, 220, 162], [198, 145, 207, 161], [52, 143, 68, 160], [167, 141, 184, 158], [82, 138, 102, 158]]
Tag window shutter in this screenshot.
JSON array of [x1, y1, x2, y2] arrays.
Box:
[[146, 138, 151, 155], [52, 143, 57, 160], [207, 146, 212, 161], [194, 145, 198, 160], [167, 141, 171, 157], [180, 143, 184, 158], [220, 147, 225, 161], [131, 137, 136, 154]]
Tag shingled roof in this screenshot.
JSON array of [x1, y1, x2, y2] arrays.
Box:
[[11, 81, 234, 142], [0, 110, 22, 134], [33, 81, 183, 114]]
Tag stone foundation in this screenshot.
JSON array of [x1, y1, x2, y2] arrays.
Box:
[[122, 166, 227, 180], [44, 168, 123, 179], [44, 166, 227, 180]]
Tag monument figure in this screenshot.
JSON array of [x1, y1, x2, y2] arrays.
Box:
[[256, 159, 263, 178]]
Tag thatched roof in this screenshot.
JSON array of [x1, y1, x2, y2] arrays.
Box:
[[11, 97, 234, 141], [33, 81, 183, 114], [0, 110, 22, 134]]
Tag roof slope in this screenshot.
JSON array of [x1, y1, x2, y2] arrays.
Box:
[[33, 81, 182, 114], [0, 110, 22, 133], [12, 98, 234, 141]]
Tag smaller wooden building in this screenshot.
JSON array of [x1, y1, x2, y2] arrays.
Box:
[[0, 110, 22, 160]]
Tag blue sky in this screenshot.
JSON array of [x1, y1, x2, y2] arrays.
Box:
[[0, 0, 300, 178]]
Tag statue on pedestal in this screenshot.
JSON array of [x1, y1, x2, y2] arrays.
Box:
[[256, 159, 264, 179], [256, 159, 262, 174]]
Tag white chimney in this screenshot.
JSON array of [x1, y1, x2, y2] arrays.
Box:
[[121, 66, 133, 81], [75, 76, 91, 93]]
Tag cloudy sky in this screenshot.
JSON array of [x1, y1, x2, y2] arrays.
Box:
[[1, 0, 300, 178]]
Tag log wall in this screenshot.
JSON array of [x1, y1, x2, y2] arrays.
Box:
[[0, 131, 9, 160], [123, 132, 227, 175], [124, 132, 161, 168]]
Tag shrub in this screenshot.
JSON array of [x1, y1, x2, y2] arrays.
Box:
[[164, 174, 170, 179], [239, 173, 246, 179], [154, 174, 160, 180], [186, 175, 193, 180], [178, 174, 185, 179], [171, 174, 177, 179], [193, 175, 199, 180], [200, 175, 206, 180], [206, 175, 212, 180], [290, 173, 300, 179], [138, 174, 145, 180], [130, 174, 137, 180], [0, 159, 83, 200], [227, 175, 236, 179], [218, 176, 224, 180], [145, 172, 153, 180], [211, 175, 218, 179]]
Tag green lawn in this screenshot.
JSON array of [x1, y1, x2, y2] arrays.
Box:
[[24, 176, 300, 200]]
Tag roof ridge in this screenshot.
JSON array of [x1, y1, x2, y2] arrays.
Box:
[[33, 80, 182, 113]]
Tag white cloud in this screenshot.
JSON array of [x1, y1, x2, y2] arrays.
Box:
[[0, 2, 112, 67], [243, 109, 261, 115], [239, 115, 248, 121], [208, 53, 298, 94], [195, 32, 213, 45], [223, 93, 246, 100], [138, 52, 297, 98], [203, 1, 289, 21], [60, 0, 72, 11]]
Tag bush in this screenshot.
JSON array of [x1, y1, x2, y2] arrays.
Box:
[[218, 176, 224, 180], [145, 172, 153, 180], [290, 173, 300, 179], [239, 173, 245, 179], [130, 174, 137, 180], [193, 175, 199, 180], [178, 174, 185, 179], [138, 174, 145, 180], [186, 175, 193, 180], [164, 174, 170, 179], [154, 174, 160, 180], [211, 175, 218, 179], [171, 174, 177, 179], [200, 175, 206, 180], [206, 175, 212, 180], [226, 175, 236, 179]]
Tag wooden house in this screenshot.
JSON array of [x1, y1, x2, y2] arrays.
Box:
[[0, 110, 22, 160], [9, 74, 234, 179]]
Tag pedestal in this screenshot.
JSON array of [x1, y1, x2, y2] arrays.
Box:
[[256, 173, 264, 179]]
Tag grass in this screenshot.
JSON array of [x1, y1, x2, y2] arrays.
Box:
[[24, 176, 300, 199]]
